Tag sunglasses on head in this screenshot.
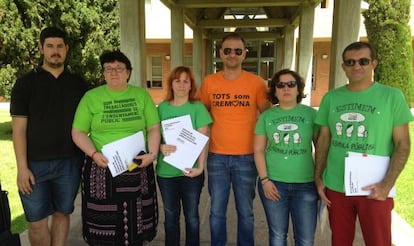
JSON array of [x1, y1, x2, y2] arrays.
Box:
[[276, 81, 297, 88], [223, 48, 244, 56], [343, 58, 371, 67]]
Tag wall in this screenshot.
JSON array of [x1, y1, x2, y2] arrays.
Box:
[[145, 40, 414, 106], [311, 40, 331, 106], [146, 42, 193, 105], [146, 40, 333, 106]]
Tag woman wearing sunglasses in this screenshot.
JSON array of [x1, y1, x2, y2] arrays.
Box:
[[254, 69, 319, 246]]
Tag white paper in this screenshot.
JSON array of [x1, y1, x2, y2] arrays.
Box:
[[101, 131, 146, 177], [163, 127, 209, 173], [161, 115, 193, 143], [318, 200, 329, 234], [344, 152, 395, 197]]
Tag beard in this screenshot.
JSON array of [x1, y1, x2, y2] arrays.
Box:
[[46, 61, 64, 68], [44, 55, 65, 68]]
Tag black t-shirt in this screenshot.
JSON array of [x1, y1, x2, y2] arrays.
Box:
[[10, 66, 88, 161]]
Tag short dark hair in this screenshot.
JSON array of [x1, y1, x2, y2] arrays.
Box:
[[342, 42, 377, 61], [268, 69, 306, 104], [99, 50, 132, 71], [40, 27, 67, 46], [220, 32, 246, 48]]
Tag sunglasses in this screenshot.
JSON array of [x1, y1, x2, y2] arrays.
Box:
[[223, 48, 244, 56], [276, 81, 297, 88], [343, 58, 371, 67]]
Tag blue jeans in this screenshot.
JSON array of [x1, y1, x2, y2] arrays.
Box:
[[157, 173, 205, 246], [258, 181, 318, 246], [19, 157, 81, 222], [207, 153, 257, 246]]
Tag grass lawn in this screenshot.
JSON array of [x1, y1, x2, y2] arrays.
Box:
[[0, 108, 413, 233], [0, 108, 27, 233], [394, 121, 414, 225]]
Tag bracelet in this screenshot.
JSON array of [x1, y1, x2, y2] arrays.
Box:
[[260, 176, 269, 185], [90, 151, 97, 159], [260, 176, 269, 181]]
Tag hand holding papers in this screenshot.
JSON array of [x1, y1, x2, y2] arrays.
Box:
[[101, 131, 146, 177], [161, 115, 209, 173], [344, 152, 396, 197]]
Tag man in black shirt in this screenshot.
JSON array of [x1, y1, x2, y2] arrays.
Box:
[[10, 27, 87, 246]]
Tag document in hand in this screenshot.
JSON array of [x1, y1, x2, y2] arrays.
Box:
[[161, 114, 193, 143], [163, 127, 209, 173], [101, 131, 146, 177], [161, 115, 209, 173], [344, 152, 396, 197]]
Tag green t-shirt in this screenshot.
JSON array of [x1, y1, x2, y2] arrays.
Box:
[[255, 104, 319, 183], [73, 84, 159, 150], [315, 82, 414, 192], [156, 100, 212, 177]]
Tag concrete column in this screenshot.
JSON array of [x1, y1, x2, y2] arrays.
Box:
[[276, 37, 284, 71], [330, 0, 362, 89], [170, 6, 184, 69], [120, 0, 146, 87], [297, 4, 315, 105], [283, 25, 296, 70], [192, 27, 203, 88], [205, 39, 213, 75]]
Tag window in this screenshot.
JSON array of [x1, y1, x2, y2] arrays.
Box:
[[212, 38, 276, 82], [261, 41, 275, 57], [260, 60, 274, 82], [147, 56, 163, 88]]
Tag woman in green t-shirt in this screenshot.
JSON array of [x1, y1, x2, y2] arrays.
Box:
[[72, 50, 160, 245], [254, 69, 319, 246], [157, 66, 212, 246]]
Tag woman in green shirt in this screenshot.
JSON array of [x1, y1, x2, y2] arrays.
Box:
[[157, 66, 212, 246], [254, 69, 319, 246], [72, 50, 160, 245]]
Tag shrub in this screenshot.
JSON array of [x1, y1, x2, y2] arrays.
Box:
[[0, 65, 17, 100]]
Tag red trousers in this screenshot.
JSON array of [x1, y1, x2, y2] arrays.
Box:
[[326, 189, 394, 246]]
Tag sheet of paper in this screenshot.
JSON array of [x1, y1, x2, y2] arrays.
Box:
[[344, 153, 395, 197], [101, 131, 146, 177], [318, 200, 329, 234], [161, 115, 193, 144], [163, 127, 209, 173]]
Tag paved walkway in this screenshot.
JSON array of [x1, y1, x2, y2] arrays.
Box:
[[19, 184, 414, 246]]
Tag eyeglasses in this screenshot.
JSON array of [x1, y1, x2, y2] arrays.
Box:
[[103, 67, 126, 74], [343, 58, 371, 67], [276, 81, 297, 88], [223, 48, 244, 56]]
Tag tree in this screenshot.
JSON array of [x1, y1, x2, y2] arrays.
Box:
[[363, 0, 414, 105], [0, 0, 120, 99]]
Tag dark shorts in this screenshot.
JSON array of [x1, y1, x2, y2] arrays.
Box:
[[19, 157, 81, 222]]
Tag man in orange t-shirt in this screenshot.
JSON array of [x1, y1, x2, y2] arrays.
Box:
[[198, 32, 270, 246]]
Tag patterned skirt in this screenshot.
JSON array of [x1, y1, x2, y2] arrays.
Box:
[[81, 158, 158, 246]]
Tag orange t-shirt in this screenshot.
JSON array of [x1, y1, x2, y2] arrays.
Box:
[[198, 71, 268, 155]]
